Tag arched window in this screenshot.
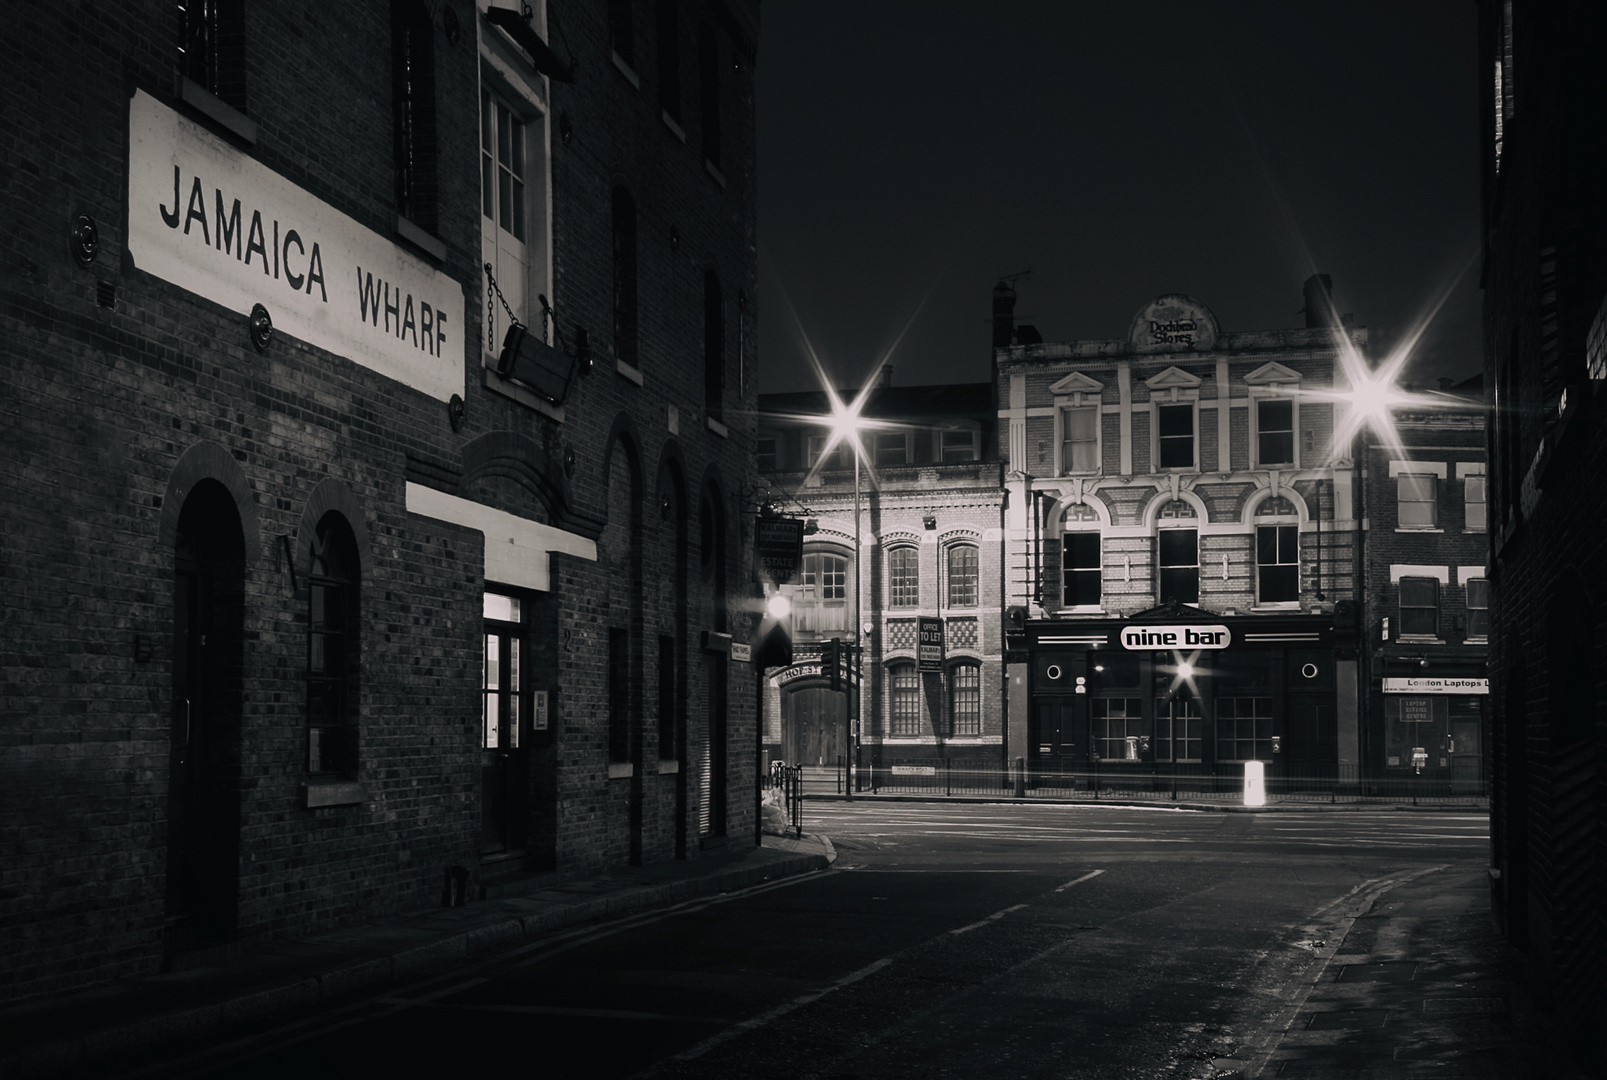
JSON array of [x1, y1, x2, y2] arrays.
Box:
[[1062, 504, 1102, 608], [945, 543, 979, 608], [889, 663, 920, 736], [307, 513, 360, 777], [612, 186, 638, 365], [950, 662, 981, 736], [887, 546, 919, 608], [798, 550, 849, 633], [1155, 500, 1198, 604]]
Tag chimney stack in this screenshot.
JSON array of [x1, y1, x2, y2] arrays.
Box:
[[992, 281, 1017, 348], [1303, 274, 1336, 329]]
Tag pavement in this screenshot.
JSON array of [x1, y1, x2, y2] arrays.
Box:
[[0, 832, 834, 1080]]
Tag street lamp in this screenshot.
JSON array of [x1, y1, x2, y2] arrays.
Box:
[[827, 399, 868, 795]]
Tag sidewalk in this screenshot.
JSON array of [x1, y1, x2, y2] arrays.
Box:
[[0, 832, 834, 1080], [1211, 865, 1595, 1080], [805, 791, 1487, 812]]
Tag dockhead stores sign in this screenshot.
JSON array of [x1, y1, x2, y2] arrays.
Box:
[[1120, 624, 1232, 650], [127, 90, 465, 402]]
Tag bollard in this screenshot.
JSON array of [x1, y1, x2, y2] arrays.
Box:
[[1014, 756, 1026, 798], [1243, 761, 1266, 807]]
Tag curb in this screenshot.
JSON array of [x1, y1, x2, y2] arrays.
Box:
[[803, 793, 1487, 813], [1, 848, 831, 1080]]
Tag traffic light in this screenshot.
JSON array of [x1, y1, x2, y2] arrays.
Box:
[[822, 637, 842, 692], [754, 592, 793, 670]]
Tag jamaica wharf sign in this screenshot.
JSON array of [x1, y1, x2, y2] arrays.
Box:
[[127, 89, 464, 402], [1120, 624, 1232, 650]]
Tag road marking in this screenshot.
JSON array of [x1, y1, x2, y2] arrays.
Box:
[[664, 957, 894, 1063], [949, 903, 1028, 935], [398, 1001, 731, 1024], [1055, 869, 1106, 892]]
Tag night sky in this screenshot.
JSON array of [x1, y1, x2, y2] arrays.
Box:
[[755, 1, 1482, 396]]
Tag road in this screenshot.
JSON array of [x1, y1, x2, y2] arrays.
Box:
[[124, 803, 1489, 1079]]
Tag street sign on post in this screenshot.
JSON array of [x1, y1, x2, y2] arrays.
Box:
[[755, 515, 804, 585], [917, 617, 945, 673]]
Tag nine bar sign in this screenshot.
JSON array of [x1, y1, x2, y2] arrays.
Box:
[[755, 516, 804, 584], [918, 617, 945, 672]]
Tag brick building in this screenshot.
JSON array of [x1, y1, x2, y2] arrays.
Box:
[[1, 0, 761, 1001], [1479, 0, 1607, 1068], [755, 378, 1005, 778], [1357, 385, 1488, 788], [995, 279, 1365, 787]]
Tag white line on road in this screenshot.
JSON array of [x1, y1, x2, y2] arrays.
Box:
[[949, 903, 1029, 935], [1055, 869, 1106, 892]]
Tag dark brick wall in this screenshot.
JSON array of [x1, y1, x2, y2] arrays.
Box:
[[1, 0, 760, 1002]]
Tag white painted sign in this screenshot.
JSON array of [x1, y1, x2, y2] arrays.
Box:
[[127, 90, 465, 402], [891, 766, 936, 776], [1120, 624, 1232, 650], [731, 642, 751, 663], [1382, 677, 1489, 695]]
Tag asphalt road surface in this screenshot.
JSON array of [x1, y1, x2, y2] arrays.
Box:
[[127, 803, 1489, 1079]]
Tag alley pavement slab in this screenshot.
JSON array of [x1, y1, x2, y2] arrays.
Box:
[[0, 833, 833, 1080]]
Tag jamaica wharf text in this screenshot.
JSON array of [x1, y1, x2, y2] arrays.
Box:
[[157, 165, 450, 357]]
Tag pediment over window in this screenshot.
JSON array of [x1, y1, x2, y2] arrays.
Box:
[[1244, 361, 1303, 385], [1049, 371, 1105, 395], [1144, 365, 1203, 391]]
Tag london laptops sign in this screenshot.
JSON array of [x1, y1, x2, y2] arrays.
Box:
[[127, 90, 465, 403]]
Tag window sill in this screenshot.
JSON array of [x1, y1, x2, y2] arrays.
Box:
[[1395, 527, 1444, 533], [301, 780, 365, 808], [616, 358, 644, 385], [607, 762, 633, 779], [704, 159, 726, 188], [1396, 635, 1443, 645], [1462, 528, 1488, 535], [396, 215, 447, 261], [176, 74, 258, 144], [661, 110, 686, 143], [1250, 603, 1301, 613], [657, 759, 680, 774], [482, 361, 566, 422], [611, 50, 640, 89], [705, 415, 728, 438]]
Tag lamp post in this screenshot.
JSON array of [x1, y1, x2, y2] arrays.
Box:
[[828, 402, 867, 797]]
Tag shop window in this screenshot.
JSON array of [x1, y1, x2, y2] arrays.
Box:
[[875, 432, 908, 467], [482, 591, 526, 752], [1215, 696, 1273, 762], [1397, 474, 1437, 527], [393, 0, 437, 232], [1400, 577, 1439, 637], [1060, 406, 1098, 474], [890, 663, 920, 736], [1092, 698, 1144, 761], [608, 627, 630, 762], [888, 546, 919, 608], [798, 551, 849, 633], [307, 514, 359, 777], [612, 186, 639, 365], [1155, 697, 1202, 762], [951, 663, 981, 736], [1464, 475, 1487, 531], [704, 269, 724, 419], [946, 543, 979, 608], [1157, 527, 1199, 605], [1256, 525, 1299, 604], [1466, 578, 1490, 639], [1062, 532, 1101, 607], [1157, 404, 1194, 469], [1256, 399, 1294, 465]]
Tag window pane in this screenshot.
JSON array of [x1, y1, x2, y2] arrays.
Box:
[[1257, 399, 1294, 464], [1062, 407, 1097, 473], [875, 432, 907, 466], [952, 664, 981, 736], [891, 664, 920, 736], [486, 633, 500, 690], [484, 593, 516, 622], [1158, 529, 1197, 566], [484, 692, 499, 749], [947, 545, 978, 607], [1063, 533, 1101, 607], [1159, 567, 1199, 604], [1397, 474, 1437, 526], [1260, 565, 1298, 602], [1467, 578, 1489, 608], [889, 547, 919, 608], [941, 430, 975, 462], [1400, 578, 1437, 606], [1465, 476, 1487, 530]]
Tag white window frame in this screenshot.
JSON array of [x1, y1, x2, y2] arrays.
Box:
[[479, 2, 556, 414], [1144, 368, 1202, 473], [1457, 462, 1487, 532], [1057, 403, 1101, 476], [937, 426, 979, 463], [944, 541, 980, 609], [1061, 530, 1102, 610], [874, 429, 911, 468], [1244, 362, 1303, 469]]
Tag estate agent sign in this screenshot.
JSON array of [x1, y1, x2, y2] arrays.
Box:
[[754, 515, 804, 585], [917, 617, 945, 672], [127, 89, 465, 402]]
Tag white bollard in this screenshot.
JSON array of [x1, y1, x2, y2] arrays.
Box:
[[1243, 760, 1267, 807]]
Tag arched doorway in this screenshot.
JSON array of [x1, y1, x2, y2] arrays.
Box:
[[166, 480, 245, 955], [787, 685, 847, 767]]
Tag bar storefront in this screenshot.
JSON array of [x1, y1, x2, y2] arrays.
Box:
[[1017, 604, 1354, 787]]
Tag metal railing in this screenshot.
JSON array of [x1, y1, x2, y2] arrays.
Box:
[[838, 759, 1488, 807], [767, 761, 805, 837]]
